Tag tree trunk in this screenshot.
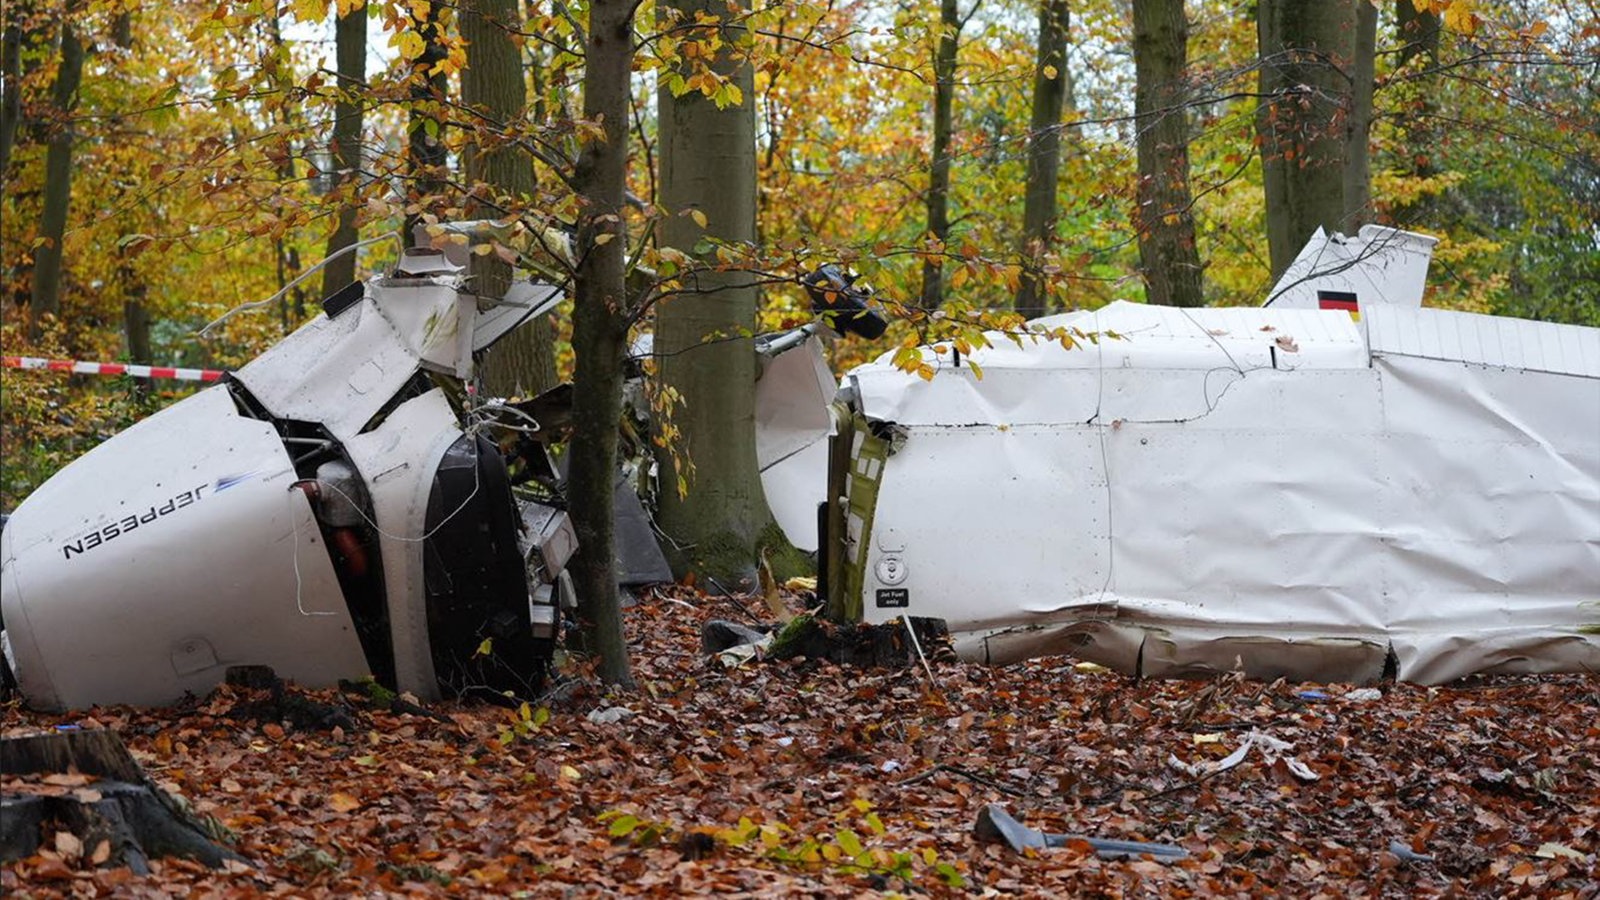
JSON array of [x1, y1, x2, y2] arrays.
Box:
[[405, 6, 449, 247], [112, 10, 151, 376], [29, 22, 83, 339], [1395, 0, 1440, 69], [1391, 0, 1439, 228], [322, 0, 366, 298], [121, 256, 151, 401], [461, 0, 556, 398], [1342, 0, 1375, 228], [0, 18, 24, 178], [1256, 0, 1356, 279], [1014, 0, 1069, 320], [122, 294, 150, 361], [1133, 0, 1203, 307], [655, 0, 795, 586], [566, 0, 636, 687], [920, 0, 961, 309]]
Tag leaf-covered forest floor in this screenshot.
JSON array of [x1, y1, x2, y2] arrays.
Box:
[[4, 587, 1598, 897]]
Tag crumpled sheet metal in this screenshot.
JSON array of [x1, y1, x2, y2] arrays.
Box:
[[756, 334, 838, 554], [851, 304, 1600, 684]]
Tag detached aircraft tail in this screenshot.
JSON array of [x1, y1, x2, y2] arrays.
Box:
[[1263, 225, 1439, 315]]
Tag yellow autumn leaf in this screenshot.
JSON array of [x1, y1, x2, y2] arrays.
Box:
[[689, 208, 707, 228], [394, 31, 425, 61], [593, 232, 614, 246], [329, 792, 362, 812], [290, 0, 326, 24], [1443, 0, 1476, 34]]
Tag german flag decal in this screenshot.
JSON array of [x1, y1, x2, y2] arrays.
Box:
[[1318, 290, 1359, 312]]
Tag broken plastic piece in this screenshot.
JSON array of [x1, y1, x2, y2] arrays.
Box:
[[700, 620, 771, 656], [974, 804, 1189, 863], [1387, 840, 1435, 863], [1167, 731, 1319, 782]]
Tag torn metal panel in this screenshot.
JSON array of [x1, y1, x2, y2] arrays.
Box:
[[611, 469, 674, 586], [755, 333, 838, 554], [232, 292, 422, 441], [341, 387, 460, 700], [829, 240, 1600, 683], [473, 281, 564, 354]]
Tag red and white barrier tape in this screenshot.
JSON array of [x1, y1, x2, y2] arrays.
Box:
[[2, 356, 225, 382]]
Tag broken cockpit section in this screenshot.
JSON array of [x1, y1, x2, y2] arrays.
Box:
[[0, 249, 578, 710]]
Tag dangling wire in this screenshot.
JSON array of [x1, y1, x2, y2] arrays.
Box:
[[288, 488, 338, 618], [198, 232, 403, 338]]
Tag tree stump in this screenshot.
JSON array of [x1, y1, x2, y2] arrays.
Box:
[[0, 728, 247, 873]]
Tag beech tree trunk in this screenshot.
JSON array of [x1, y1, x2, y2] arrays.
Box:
[[321, 0, 366, 298], [1343, 0, 1376, 228], [1392, 0, 1439, 227], [1133, 0, 1203, 307], [0, 17, 23, 178], [1257, 0, 1374, 279], [404, 6, 449, 247], [120, 244, 151, 402], [654, 0, 795, 585], [462, 0, 556, 398], [1014, 0, 1069, 320], [30, 22, 83, 338], [566, 0, 635, 687], [112, 10, 151, 373], [920, 0, 961, 309], [1396, 0, 1440, 68]]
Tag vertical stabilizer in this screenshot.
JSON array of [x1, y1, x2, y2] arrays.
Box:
[[1264, 226, 1438, 314]]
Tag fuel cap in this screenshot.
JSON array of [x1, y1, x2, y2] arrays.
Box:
[[875, 555, 907, 586]]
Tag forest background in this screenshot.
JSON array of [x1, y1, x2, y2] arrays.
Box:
[[2, 0, 1596, 511]]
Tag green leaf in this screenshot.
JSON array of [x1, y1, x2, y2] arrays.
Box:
[[936, 862, 965, 887], [835, 829, 863, 857], [474, 638, 493, 657], [608, 814, 639, 838]]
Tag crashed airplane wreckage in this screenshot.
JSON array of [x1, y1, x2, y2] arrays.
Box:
[[766, 226, 1600, 685], [2, 225, 1594, 708], [0, 241, 884, 711], [0, 249, 583, 710]]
